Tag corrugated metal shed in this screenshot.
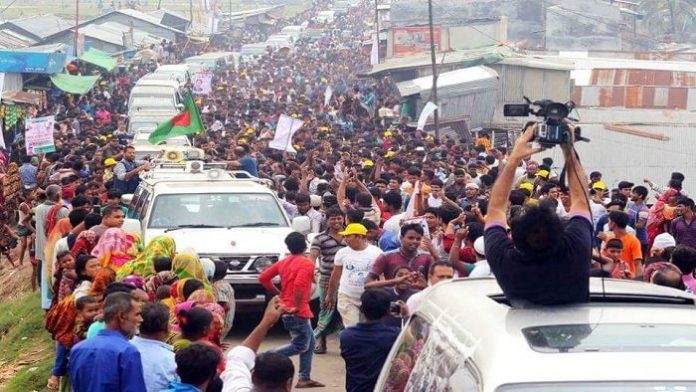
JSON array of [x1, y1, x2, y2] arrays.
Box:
[[397, 66, 499, 129], [364, 46, 514, 77], [0, 14, 73, 41], [0, 28, 36, 49]]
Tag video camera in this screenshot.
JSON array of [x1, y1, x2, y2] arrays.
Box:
[[504, 97, 588, 148]]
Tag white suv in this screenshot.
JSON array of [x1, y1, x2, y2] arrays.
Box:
[[376, 277, 696, 391], [124, 162, 308, 309]]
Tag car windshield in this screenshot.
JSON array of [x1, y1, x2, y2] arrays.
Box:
[[497, 382, 696, 391], [148, 193, 288, 229], [522, 324, 696, 353]]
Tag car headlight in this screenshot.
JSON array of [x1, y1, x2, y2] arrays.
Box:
[[252, 256, 279, 272]]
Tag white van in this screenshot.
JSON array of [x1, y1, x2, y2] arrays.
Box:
[[265, 34, 294, 50], [124, 162, 310, 308], [128, 112, 178, 135], [128, 84, 183, 111], [376, 277, 696, 391], [240, 43, 269, 58], [128, 97, 178, 114], [316, 10, 336, 24], [154, 64, 191, 85], [280, 25, 305, 41]]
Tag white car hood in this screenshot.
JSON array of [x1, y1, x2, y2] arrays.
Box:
[[146, 227, 292, 255]]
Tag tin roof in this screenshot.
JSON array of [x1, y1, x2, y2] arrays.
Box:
[[396, 65, 498, 97], [0, 14, 73, 40], [0, 28, 36, 49]]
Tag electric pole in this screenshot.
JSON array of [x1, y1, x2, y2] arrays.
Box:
[[190, 0, 194, 27], [75, 0, 80, 56], [374, 0, 379, 64], [428, 0, 439, 138]]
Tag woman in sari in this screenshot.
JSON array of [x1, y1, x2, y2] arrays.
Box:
[[70, 230, 98, 258], [90, 228, 137, 273], [45, 218, 73, 290], [172, 252, 209, 282], [117, 236, 176, 279], [647, 188, 681, 247]]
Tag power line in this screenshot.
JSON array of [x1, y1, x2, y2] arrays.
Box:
[[0, 0, 21, 16]]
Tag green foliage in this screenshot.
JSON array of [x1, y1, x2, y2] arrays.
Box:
[[640, 0, 696, 41]]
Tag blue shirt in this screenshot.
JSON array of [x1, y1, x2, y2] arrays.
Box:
[[69, 329, 147, 392], [161, 382, 202, 392], [130, 336, 178, 392], [238, 156, 258, 177], [378, 230, 400, 252], [340, 322, 400, 392]]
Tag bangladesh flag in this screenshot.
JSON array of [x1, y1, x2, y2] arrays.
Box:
[[148, 92, 205, 145]]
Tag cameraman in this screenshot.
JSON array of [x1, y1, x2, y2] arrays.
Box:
[[484, 123, 592, 306]]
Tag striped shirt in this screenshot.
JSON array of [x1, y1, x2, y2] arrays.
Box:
[[311, 231, 345, 281]]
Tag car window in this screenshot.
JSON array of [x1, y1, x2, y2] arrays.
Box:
[[381, 316, 480, 391], [138, 190, 151, 221], [148, 193, 288, 228]]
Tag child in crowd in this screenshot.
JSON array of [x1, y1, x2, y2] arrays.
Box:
[[52, 251, 77, 307], [592, 239, 632, 279], [212, 261, 235, 339]]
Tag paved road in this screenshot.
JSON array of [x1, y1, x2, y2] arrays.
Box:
[[225, 314, 346, 391]]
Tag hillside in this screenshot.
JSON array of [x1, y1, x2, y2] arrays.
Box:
[[0, 263, 53, 392]]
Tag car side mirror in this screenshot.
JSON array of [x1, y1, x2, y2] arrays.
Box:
[[291, 216, 311, 233]]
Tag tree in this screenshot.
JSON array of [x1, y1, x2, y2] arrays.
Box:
[[640, 0, 696, 42]]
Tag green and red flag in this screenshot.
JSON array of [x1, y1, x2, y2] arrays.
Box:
[[148, 92, 205, 145]]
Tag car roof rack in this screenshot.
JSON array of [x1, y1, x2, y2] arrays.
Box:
[[489, 292, 696, 307]]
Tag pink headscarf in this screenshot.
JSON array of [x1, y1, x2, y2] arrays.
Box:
[[91, 228, 134, 271]]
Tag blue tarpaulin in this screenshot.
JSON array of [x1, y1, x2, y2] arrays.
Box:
[[0, 46, 68, 74]]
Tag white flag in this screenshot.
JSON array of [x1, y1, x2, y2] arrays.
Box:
[[417, 102, 438, 131], [370, 32, 379, 66], [324, 86, 333, 107], [269, 114, 303, 153]]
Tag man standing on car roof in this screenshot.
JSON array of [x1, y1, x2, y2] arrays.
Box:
[[483, 124, 593, 306]]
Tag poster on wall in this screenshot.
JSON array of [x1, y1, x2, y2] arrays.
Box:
[[25, 115, 56, 155], [392, 26, 442, 57]]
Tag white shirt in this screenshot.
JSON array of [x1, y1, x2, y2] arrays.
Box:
[[590, 202, 607, 227], [384, 212, 406, 235], [334, 245, 382, 299], [221, 346, 254, 392], [468, 260, 491, 278], [427, 195, 443, 208]]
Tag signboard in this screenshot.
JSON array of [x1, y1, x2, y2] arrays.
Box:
[[392, 26, 442, 57], [0, 50, 66, 74], [191, 71, 213, 95], [25, 116, 56, 155]]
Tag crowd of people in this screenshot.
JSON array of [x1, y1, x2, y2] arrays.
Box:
[[0, 1, 695, 391]]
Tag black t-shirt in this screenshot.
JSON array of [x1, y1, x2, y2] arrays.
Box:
[[484, 215, 593, 306]]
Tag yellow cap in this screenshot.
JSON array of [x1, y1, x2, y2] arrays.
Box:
[[384, 151, 396, 158], [363, 159, 374, 167], [103, 158, 117, 167], [319, 126, 329, 132], [592, 181, 607, 190], [238, 138, 247, 145], [384, 130, 393, 137], [519, 182, 534, 192], [246, 128, 255, 135], [339, 223, 368, 236], [536, 169, 550, 179]]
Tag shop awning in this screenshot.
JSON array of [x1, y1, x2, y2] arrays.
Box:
[[1, 90, 41, 105], [79, 48, 117, 71], [50, 73, 100, 95]]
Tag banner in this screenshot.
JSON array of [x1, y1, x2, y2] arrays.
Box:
[[25, 115, 56, 155], [324, 86, 333, 107], [191, 71, 213, 95], [417, 102, 438, 131], [0, 50, 67, 74], [269, 114, 303, 153], [392, 26, 441, 57]]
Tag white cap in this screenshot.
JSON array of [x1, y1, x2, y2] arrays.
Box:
[[465, 182, 480, 190], [473, 236, 485, 256], [310, 194, 322, 208], [652, 233, 676, 250]]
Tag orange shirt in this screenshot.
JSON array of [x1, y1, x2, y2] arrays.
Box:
[[604, 232, 642, 274]]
